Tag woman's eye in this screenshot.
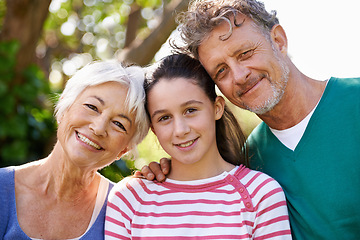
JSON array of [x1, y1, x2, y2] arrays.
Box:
[[114, 121, 127, 132], [85, 104, 98, 112]]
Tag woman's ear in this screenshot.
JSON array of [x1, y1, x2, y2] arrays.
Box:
[[270, 24, 288, 55], [117, 147, 130, 159], [214, 96, 225, 120], [57, 113, 64, 125]]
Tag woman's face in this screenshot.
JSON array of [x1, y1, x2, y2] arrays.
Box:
[[57, 82, 136, 170], [147, 77, 224, 171]]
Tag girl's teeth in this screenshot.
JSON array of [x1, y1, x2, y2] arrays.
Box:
[[179, 140, 195, 147], [78, 133, 101, 150]]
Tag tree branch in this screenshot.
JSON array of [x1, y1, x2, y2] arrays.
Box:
[[117, 0, 189, 66]]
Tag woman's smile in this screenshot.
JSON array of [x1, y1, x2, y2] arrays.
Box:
[[76, 131, 103, 150]]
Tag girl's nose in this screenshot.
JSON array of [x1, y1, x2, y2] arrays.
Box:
[[173, 117, 190, 137]]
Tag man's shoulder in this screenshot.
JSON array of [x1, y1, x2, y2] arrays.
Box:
[[329, 77, 360, 90], [246, 121, 269, 144]]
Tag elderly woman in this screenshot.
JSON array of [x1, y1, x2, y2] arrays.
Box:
[[0, 60, 150, 239]]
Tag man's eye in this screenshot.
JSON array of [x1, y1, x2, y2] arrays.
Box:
[[85, 104, 98, 112], [239, 49, 254, 60], [215, 66, 227, 80]]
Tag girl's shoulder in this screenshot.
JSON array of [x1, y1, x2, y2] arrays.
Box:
[[234, 165, 284, 195], [110, 176, 157, 193]]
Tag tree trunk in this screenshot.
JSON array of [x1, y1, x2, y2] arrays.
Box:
[[117, 0, 190, 66], [0, 0, 51, 84]]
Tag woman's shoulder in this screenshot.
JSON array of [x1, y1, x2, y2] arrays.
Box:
[[0, 166, 15, 201], [0, 166, 15, 185]]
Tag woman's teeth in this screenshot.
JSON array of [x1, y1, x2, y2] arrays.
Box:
[[77, 133, 101, 150]]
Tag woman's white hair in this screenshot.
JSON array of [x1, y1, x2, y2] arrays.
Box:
[[54, 60, 150, 148]]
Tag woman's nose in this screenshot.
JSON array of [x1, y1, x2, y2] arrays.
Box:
[[89, 116, 107, 137]]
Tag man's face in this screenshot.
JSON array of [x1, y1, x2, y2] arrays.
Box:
[[198, 16, 289, 115]]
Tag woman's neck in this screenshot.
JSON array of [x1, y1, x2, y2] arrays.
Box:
[[25, 143, 100, 202]]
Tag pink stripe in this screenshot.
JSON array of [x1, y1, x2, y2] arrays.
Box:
[[114, 191, 135, 214], [132, 233, 252, 240], [132, 234, 251, 240], [233, 165, 250, 179], [256, 201, 287, 217], [107, 202, 132, 223], [245, 171, 263, 188], [139, 178, 233, 194], [128, 184, 241, 206], [254, 230, 292, 240], [132, 221, 253, 229], [107, 201, 121, 212], [251, 178, 273, 197], [259, 187, 283, 201], [255, 215, 290, 229], [254, 188, 284, 209], [106, 216, 127, 229], [104, 230, 131, 240], [135, 210, 242, 218]]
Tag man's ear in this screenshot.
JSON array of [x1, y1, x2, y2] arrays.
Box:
[[214, 96, 225, 120], [270, 24, 288, 54]]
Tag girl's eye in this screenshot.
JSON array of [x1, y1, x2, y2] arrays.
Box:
[[158, 115, 170, 122], [113, 121, 127, 132], [85, 104, 98, 112], [186, 108, 197, 114]]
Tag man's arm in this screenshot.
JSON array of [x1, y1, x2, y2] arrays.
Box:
[[133, 158, 171, 182]]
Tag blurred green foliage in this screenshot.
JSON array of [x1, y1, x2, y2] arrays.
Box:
[[0, 41, 56, 167]]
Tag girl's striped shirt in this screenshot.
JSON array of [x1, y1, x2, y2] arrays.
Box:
[[105, 165, 291, 239]]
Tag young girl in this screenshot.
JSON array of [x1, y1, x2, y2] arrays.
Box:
[[105, 54, 292, 239]]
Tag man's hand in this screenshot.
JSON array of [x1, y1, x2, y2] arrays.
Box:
[[133, 158, 170, 182]]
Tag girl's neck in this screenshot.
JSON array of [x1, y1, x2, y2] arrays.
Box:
[[168, 153, 235, 181]]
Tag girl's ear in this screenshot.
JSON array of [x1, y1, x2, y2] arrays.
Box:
[[150, 124, 156, 136], [214, 96, 225, 120]]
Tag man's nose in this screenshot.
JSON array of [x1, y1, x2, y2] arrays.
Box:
[[231, 63, 251, 85]]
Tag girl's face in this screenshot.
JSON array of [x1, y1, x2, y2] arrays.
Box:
[[57, 82, 136, 170], [147, 77, 225, 176]]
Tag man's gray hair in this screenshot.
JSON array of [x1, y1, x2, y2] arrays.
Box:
[[176, 0, 279, 59]]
